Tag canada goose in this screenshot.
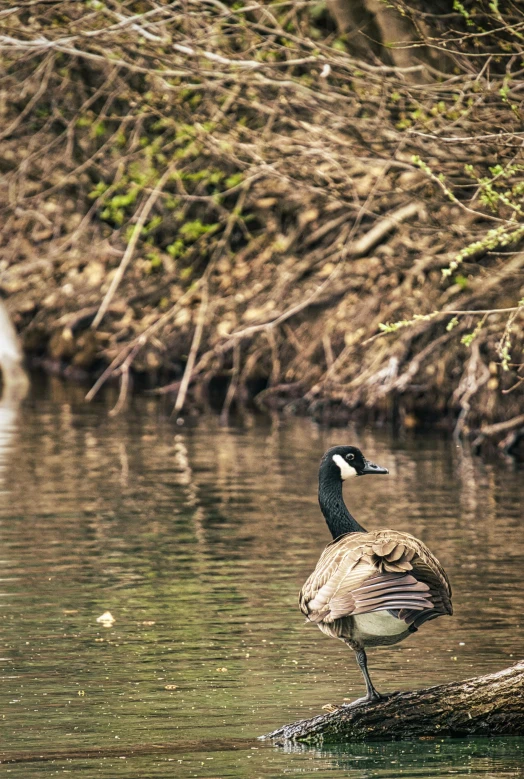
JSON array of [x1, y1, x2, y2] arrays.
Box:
[[300, 445, 452, 706]]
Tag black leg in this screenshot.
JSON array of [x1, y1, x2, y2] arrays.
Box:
[[355, 648, 381, 702], [341, 644, 382, 708]]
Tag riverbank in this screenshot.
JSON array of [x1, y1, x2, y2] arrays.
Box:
[[1, 3, 523, 450]]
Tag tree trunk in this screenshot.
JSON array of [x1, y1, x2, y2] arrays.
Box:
[[262, 661, 524, 744], [326, 0, 383, 62], [327, 0, 451, 80]]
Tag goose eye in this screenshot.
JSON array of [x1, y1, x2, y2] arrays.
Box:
[[346, 453, 355, 461]]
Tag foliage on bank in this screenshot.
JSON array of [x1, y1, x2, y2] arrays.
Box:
[[0, 1, 522, 442]]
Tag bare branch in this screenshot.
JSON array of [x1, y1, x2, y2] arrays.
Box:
[[91, 167, 174, 330]]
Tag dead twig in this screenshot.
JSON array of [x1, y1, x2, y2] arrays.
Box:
[[108, 362, 131, 417], [171, 282, 209, 419], [477, 413, 524, 438], [219, 341, 241, 425], [91, 167, 174, 330], [348, 202, 424, 257], [172, 186, 248, 418], [452, 339, 490, 439]]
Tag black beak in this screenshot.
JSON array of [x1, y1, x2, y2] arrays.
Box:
[[360, 460, 389, 476]]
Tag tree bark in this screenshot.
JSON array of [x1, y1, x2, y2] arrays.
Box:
[[326, 0, 382, 62], [327, 0, 451, 80], [262, 661, 524, 744]]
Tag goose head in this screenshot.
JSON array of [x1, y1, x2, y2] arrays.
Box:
[[321, 445, 389, 481]]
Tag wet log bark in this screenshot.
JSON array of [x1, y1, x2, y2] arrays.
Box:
[[262, 661, 524, 744]]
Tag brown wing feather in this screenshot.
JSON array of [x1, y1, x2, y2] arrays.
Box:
[[300, 529, 452, 627]]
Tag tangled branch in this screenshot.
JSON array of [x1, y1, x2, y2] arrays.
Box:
[[0, 0, 522, 437]]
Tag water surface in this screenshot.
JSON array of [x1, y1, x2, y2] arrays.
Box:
[[0, 379, 522, 776]]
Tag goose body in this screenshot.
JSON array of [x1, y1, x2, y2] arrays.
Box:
[[300, 446, 452, 704]]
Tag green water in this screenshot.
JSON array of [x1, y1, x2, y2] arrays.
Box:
[[0, 378, 522, 777]]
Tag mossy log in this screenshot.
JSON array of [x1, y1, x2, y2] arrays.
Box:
[[262, 661, 524, 744]]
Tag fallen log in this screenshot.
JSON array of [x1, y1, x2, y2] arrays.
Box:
[[262, 661, 524, 744]]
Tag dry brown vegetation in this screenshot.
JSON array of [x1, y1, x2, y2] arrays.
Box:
[[0, 1, 523, 447]]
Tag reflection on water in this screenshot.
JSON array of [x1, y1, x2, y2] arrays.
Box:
[[0, 400, 19, 489], [281, 738, 524, 778], [0, 376, 523, 777], [2, 737, 523, 778]]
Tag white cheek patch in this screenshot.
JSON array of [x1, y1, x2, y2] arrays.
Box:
[[332, 454, 357, 480]]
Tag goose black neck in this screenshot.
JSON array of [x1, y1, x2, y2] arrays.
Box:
[[318, 471, 367, 539]]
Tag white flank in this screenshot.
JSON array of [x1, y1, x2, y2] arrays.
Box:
[[332, 454, 357, 480], [354, 611, 407, 637]]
